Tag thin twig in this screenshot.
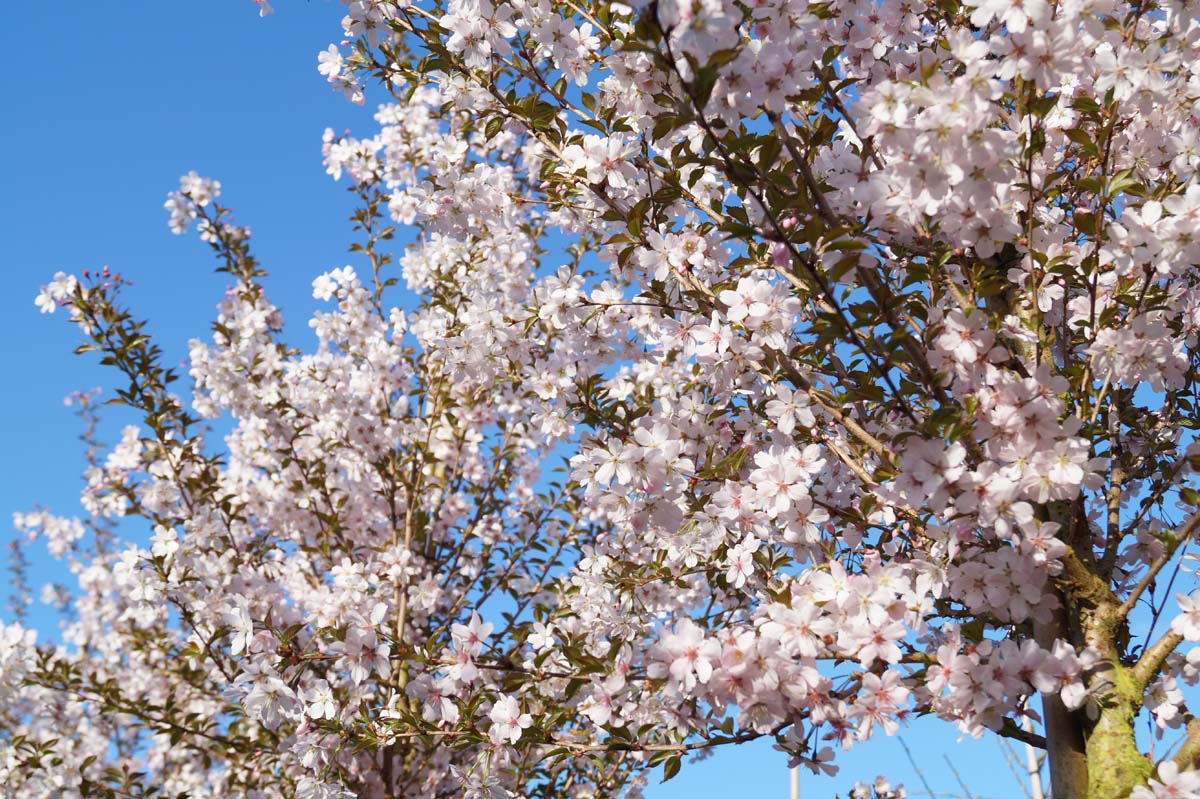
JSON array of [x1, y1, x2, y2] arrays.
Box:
[[943, 754, 976, 799], [898, 736, 938, 799]]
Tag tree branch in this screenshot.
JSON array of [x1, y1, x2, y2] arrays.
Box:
[[1133, 629, 1185, 694], [1172, 717, 1200, 771], [998, 718, 1048, 750], [1117, 506, 1200, 622]]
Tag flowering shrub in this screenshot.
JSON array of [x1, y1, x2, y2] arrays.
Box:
[[8, 0, 1200, 797]]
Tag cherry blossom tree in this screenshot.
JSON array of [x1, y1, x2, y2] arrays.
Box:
[[7, 0, 1200, 797]]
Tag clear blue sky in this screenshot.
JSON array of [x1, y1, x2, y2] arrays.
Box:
[[0, 3, 1029, 797]]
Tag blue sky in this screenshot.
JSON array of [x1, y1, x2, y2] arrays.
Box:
[[1, 3, 1031, 797]]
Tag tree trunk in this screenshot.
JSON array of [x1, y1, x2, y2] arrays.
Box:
[[1085, 700, 1151, 798], [1040, 689, 1090, 798], [1037, 597, 1090, 799], [1036, 577, 1151, 797]]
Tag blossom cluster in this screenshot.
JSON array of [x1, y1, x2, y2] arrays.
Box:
[[8, 0, 1200, 797]]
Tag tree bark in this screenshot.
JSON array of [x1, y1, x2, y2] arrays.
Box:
[[1036, 603, 1090, 798], [1085, 700, 1151, 798], [1040, 685, 1090, 798]]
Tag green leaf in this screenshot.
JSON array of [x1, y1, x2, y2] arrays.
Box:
[[1064, 127, 1098, 157], [652, 114, 679, 142], [1074, 211, 1098, 236], [1031, 93, 1059, 118], [628, 197, 650, 239], [692, 67, 719, 112], [757, 136, 782, 170], [661, 753, 682, 782]]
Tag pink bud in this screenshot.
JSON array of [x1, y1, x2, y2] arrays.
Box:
[[771, 243, 790, 266]]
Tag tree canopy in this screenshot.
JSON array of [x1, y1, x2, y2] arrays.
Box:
[[7, 0, 1200, 797]]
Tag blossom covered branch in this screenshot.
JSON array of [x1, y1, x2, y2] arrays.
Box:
[[8, 0, 1200, 798]]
